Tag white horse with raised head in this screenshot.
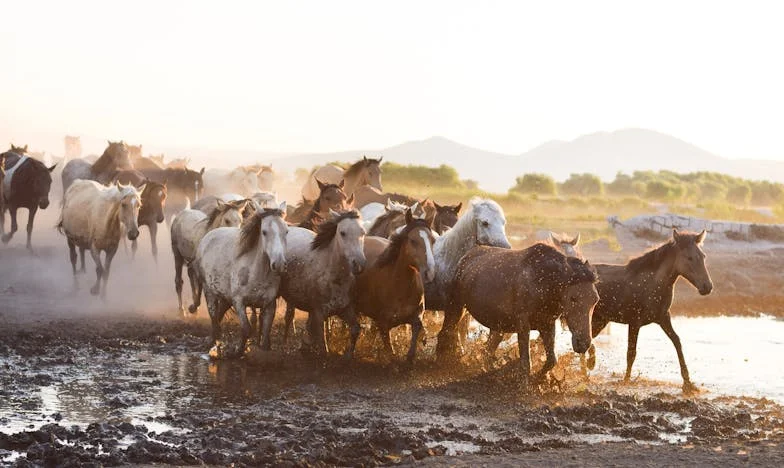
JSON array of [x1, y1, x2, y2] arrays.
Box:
[[170, 199, 248, 313], [196, 203, 288, 358], [279, 210, 367, 358], [58, 180, 143, 298]]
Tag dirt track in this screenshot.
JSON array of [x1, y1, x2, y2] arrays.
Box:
[[1, 209, 784, 466]]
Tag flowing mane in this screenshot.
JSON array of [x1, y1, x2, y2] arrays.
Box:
[[311, 210, 360, 250], [376, 218, 431, 268], [343, 157, 381, 178], [205, 200, 246, 229], [236, 208, 284, 258], [626, 240, 677, 274]]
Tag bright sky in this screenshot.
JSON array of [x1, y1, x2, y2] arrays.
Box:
[[2, 1, 783, 159]]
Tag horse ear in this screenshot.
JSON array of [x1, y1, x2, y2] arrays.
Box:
[[363, 155, 368, 162], [434, 201, 442, 210], [23, 144, 28, 151], [386, 198, 394, 211], [316, 179, 327, 192], [338, 179, 345, 189], [346, 193, 355, 208], [200, 167, 205, 175], [378, 156, 383, 163], [137, 183, 147, 193], [216, 199, 226, 209], [47, 163, 57, 172], [454, 202, 462, 213], [405, 208, 413, 225], [571, 233, 581, 246], [672, 228, 680, 240], [696, 229, 707, 244]]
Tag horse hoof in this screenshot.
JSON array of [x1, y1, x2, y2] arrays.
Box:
[[188, 304, 198, 314], [89, 286, 100, 296], [682, 381, 699, 394], [1, 235, 10, 244], [586, 354, 596, 371]]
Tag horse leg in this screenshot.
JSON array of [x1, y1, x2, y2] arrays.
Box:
[[67, 239, 78, 289], [79, 247, 86, 273], [658, 316, 695, 392], [485, 330, 506, 358], [186, 264, 202, 314], [406, 316, 424, 364], [533, 322, 557, 384], [516, 324, 532, 389], [585, 315, 611, 371], [380, 326, 394, 362], [308, 310, 329, 357], [1, 206, 18, 244], [149, 223, 158, 263], [205, 292, 229, 354], [623, 323, 641, 383], [435, 304, 465, 362], [233, 298, 251, 357], [173, 251, 185, 312], [131, 238, 138, 259], [101, 246, 117, 299], [260, 301, 276, 351], [88, 247, 104, 296], [283, 302, 296, 344], [337, 307, 361, 360], [25, 206, 37, 250]]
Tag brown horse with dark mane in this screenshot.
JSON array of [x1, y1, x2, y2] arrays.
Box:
[[438, 243, 599, 388], [586, 229, 713, 392], [296, 180, 350, 231], [355, 211, 436, 363], [1, 146, 57, 249]]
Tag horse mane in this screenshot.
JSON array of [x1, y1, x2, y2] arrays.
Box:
[[524, 243, 597, 287], [206, 200, 246, 230], [311, 210, 360, 250], [343, 157, 381, 178], [375, 218, 431, 269], [236, 208, 284, 258], [368, 209, 404, 235], [92, 142, 128, 175], [566, 256, 598, 285], [104, 185, 139, 237], [626, 240, 676, 274]]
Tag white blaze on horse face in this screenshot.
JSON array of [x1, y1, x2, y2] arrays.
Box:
[[263, 217, 287, 273], [419, 229, 436, 283]]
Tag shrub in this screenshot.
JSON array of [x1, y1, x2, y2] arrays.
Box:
[[511, 173, 557, 195]]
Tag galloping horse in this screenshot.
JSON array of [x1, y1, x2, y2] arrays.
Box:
[[302, 157, 383, 202], [586, 229, 713, 392], [440, 244, 599, 388], [196, 204, 288, 357], [279, 210, 366, 357], [171, 199, 248, 313], [1, 147, 57, 250], [354, 211, 436, 363], [61, 141, 133, 196], [58, 181, 143, 298]]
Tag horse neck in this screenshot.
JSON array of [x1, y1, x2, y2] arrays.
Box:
[[342, 171, 362, 196], [323, 239, 352, 278], [103, 192, 124, 240], [436, 210, 476, 271], [629, 245, 679, 288]]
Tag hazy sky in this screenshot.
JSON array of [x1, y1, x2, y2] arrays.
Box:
[[2, 1, 783, 159]]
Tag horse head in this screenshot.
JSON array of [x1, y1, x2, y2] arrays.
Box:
[[560, 257, 599, 354], [672, 228, 713, 295], [469, 197, 511, 249]]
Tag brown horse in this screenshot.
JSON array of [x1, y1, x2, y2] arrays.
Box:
[[134, 180, 168, 260], [353, 184, 417, 210], [586, 229, 712, 392], [355, 211, 436, 363], [432, 202, 462, 235], [297, 180, 350, 231], [438, 243, 599, 388], [286, 198, 314, 225], [303, 157, 383, 201], [61, 141, 133, 196], [1, 148, 57, 249]]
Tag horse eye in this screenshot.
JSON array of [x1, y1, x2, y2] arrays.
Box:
[[262, 230, 268, 237], [688, 256, 694, 261], [340, 231, 346, 237], [482, 221, 489, 227]]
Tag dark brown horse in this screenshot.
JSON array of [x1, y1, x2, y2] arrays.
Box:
[[586, 229, 713, 392], [0, 149, 57, 249], [438, 243, 599, 388], [61, 141, 133, 196], [432, 202, 462, 235], [355, 212, 436, 363], [286, 198, 314, 225], [134, 181, 168, 260], [139, 167, 205, 223], [297, 180, 350, 231]]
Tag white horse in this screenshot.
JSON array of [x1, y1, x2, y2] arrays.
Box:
[[203, 167, 262, 197], [170, 199, 248, 313], [279, 210, 367, 358], [58, 180, 143, 298], [424, 198, 511, 345], [196, 203, 288, 357]]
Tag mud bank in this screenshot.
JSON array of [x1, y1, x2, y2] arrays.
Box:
[[1, 316, 783, 466]]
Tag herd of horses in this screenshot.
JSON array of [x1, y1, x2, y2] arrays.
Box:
[[0, 142, 714, 392]]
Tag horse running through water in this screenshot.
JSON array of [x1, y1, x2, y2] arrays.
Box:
[[196, 204, 288, 358], [354, 211, 436, 363], [61, 141, 134, 196], [303, 157, 383, 201], [58, 181, 143, 298], [171, 199, 248, 313], [279, 210, 366, 357], [0, 148, 57, 249], [586, 229, 713, 392], [440, 244, 599, 387]]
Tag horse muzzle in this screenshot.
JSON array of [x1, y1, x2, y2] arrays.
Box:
[[351, 259, 366, 275], [699, 283, 714, 296], [38, 199, 50, 209], [571, 335, 592, 355], [270, 259, 287, 274], [157, 214, 165, 223], [128, 229, 140, 241]]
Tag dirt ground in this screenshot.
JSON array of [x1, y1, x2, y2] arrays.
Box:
[[1, 208, 784, 466]]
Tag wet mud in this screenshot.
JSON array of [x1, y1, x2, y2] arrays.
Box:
[[1, 315, 783, 466]]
